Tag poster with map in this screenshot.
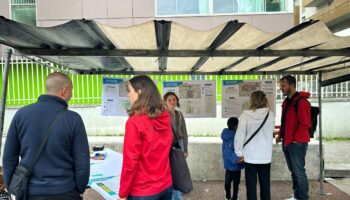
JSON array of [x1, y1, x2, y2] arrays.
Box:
[[162, 81, 216, 118], [101, 78, 130, 116], [222, 80, 276, 118]]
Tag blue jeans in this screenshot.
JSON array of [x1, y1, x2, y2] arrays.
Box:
[[172, 190, 182, 200], [283, 142, 309, 200], [128, 186, 173, 200], [172, 139, 184, 200]]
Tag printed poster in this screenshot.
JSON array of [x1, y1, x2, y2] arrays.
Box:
[[101, 78, 130, 116], [222, 80, 276, 118], [163, 80, 216, 118]]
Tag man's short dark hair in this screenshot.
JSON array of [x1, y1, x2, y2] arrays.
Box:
[[227, 117, 239, 131], [280, 75, 296, 86]]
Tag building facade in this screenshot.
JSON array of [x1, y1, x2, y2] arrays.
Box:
[[0, 0, 294, 55], [301, 0, 350, 33]]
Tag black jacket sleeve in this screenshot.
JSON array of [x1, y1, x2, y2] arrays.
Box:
[[72, 115, 90, 194], [2, 116, 20, 187]]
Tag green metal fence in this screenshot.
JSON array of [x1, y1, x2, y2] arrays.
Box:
[[2, 57, 349, 107], [0, 57, 261, 106]]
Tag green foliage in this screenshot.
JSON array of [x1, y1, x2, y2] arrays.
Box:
[[322, 137, 350, 141]]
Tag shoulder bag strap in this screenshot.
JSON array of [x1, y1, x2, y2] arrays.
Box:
[[243, 111, 269, 147]]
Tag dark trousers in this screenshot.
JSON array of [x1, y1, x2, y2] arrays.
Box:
[[283, 142, 309, 200], [224, 170, 241, 200], [27, 190, 82, 200], [128, 186, 173, 200], [245, 163, 271, 200]]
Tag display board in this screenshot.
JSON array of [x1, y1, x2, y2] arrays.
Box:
[[163, 80, 216, 118], [222, 80, 276, 118], [101, 78, 130, 116]]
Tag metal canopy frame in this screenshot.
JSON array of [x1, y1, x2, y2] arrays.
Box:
[[0, 49, 12, 157], [15, 48, 350, 57], [15, 48, 350, 87], [0, 16, 349, 84]]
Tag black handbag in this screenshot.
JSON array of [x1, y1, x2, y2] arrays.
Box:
[[169, 147, 193, 194], [169, 124, 193, 194], [8, 110, 66, 200]]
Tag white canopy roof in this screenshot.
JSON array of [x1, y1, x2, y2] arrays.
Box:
[[0, 17, 349, 86]]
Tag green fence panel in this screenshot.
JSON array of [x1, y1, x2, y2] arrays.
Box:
[[0, 59, 270, 107]]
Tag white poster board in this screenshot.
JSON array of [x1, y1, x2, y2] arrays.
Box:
[[162, 81, 216, 118], [101, 78, 130, 116], [89, 149, 123, 200], [222, 80, 276, 118]]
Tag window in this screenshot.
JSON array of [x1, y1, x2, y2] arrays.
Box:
[[157, 0, 209, 15], [157, 0, 176, 15], [10, 0, 36, 26], [177, 0, 200, 14], [213, 0, 265, 13], [213, 0, 234, 14], [157, 0, 290, 16], [240, 0, 265, 13], [266, 0, 285, 12]]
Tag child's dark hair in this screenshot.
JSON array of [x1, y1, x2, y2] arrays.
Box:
[[227, 117, 239, 131]]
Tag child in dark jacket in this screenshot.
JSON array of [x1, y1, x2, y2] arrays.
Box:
[[221, 117, 244, 200]]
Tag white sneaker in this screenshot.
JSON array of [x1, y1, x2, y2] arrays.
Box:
[[284, 194, 297, 200]]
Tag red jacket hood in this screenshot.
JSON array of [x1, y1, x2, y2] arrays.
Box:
[[151, 111, 171, 132], [296, 91, 311, 100], [282, 91, 310, 106]]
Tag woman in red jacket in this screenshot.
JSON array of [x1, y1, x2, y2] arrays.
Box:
[[119, 75, 173, 200]]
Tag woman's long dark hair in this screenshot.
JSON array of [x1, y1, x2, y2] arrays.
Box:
[[163, 92, 180, 107], [127, 75, 165, 118]]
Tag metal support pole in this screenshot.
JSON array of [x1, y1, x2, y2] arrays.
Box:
[[318, 72, 328, 195], [0, 48, 12, 157]]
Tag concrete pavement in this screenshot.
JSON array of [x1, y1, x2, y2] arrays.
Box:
[[323, 141, 350, 197], [83, 180, 350, 200]]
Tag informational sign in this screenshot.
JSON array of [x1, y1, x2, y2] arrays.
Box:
[[222, 80, 276, 118], [89, 149, 123, 200], [163, 81, 216, 118], [101, 78, 130, 116]]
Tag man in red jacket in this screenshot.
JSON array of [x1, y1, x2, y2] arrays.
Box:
[[276, 75, 311, 200]]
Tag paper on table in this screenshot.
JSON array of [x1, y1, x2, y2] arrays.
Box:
[[90, 176, 120, 200], [89, 149, 123, 199], [90, 149, 122, 180]]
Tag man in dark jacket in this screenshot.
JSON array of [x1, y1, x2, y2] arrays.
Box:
[[276, 75, 311, 200], [3, 72, 90, 200]]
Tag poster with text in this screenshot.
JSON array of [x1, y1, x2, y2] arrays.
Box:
[[222, 80, 276, 118], [163, 80, 216, 118], [101, 78, 130, 116]]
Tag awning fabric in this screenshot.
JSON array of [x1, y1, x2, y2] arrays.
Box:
[[0, 16, 350, 86]]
